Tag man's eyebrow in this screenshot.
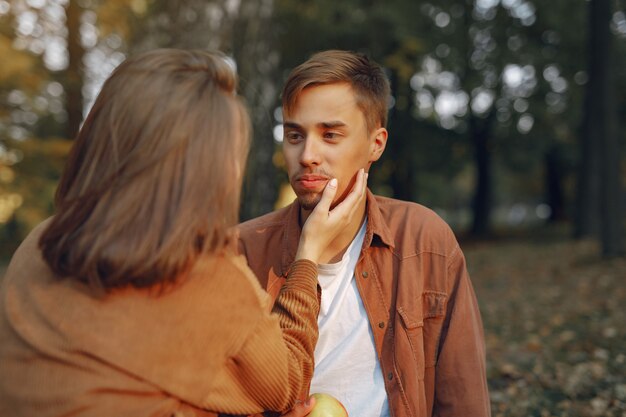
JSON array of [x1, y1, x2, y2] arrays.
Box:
[[320, 121, 347, 129], [283, 121, 347, 129], [283, 121, 302, 129]]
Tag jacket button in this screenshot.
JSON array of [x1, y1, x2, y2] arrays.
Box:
[[387, 372, 393, 380], [378, 321, 385, 328], [361, 271, 369, 278]]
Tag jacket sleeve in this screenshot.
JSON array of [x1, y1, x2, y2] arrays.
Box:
[[204, 259, 319, 415], [433, 246, 491, 417]]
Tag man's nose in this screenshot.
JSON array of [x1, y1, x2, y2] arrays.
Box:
[[299, 138, 321, 166]]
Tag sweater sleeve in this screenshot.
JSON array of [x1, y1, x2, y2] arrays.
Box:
[[203, 260, 319, 415]]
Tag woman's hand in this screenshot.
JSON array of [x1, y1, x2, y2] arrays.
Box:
[[295, 168, 368, 264], [280, 396, 316, 417]]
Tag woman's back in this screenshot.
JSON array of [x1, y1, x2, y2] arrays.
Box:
[[0, 220, 314, 416]]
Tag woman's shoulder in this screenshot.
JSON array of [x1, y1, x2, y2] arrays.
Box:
[[3, 218, 55, 287], [191, 252, 271, 311], [10, 217, 52, 256]]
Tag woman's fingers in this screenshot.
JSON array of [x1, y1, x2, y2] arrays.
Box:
[[280, 396, 316, 417], [310, 178, 338, 218], [328, 169, 367, 222]]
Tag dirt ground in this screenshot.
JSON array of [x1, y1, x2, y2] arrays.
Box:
[[465, 237, 626, 417]]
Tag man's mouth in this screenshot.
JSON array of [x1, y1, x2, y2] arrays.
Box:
[[295, 174, 330, 190]]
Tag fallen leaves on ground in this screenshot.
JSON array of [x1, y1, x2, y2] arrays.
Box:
[[465, 236, 626, 417]]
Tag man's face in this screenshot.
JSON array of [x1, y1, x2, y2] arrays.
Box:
[[282, 82, 387, 211]]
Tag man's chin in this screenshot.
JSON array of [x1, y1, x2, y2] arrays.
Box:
[[297, 195, 321, 211]]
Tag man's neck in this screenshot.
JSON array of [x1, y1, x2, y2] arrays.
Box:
[[299, 198, 367, 264]]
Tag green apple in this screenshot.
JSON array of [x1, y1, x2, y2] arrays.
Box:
[[309, 393, 348, 417]]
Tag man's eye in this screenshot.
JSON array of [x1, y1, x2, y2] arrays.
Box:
[[285, 132, 303, 141], [323, 132, 339, 139]]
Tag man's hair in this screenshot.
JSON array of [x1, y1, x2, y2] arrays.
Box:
[[39, 49, 250, 291], [282, 50, 391, 131]]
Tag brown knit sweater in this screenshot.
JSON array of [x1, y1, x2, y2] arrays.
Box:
[[0, 221, 320, 416]]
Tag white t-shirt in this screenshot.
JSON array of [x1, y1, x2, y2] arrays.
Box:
[[310, 220, 391, 417]]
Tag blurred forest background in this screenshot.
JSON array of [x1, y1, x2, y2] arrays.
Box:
[[0, 0, 625, 415]]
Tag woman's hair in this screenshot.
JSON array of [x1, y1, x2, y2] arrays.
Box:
[[281, 50, 391, 132], [39, 49, 250, 291]]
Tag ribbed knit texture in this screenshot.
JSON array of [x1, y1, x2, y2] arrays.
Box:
[[0, 221, 320, 416]]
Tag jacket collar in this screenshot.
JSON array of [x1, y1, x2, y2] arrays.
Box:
[[280, 189, 395, 276]]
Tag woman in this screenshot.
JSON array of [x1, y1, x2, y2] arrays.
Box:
[[0, 49, 366, 416]]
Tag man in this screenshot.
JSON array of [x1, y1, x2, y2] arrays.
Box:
[[238, 50, 491, 417]]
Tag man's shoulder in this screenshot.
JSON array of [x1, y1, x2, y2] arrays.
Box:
[[374, 194, 449, 230], [372, 194, 459, 257]]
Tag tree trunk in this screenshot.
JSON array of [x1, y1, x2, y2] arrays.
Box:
[[470, 113, 494, 237], [575, 0, 605, 238], [545, 146, 567, 222], [64, 0, 84, 140], [388, 158, 414, 202], [577, 0, 623, 255], [386, 72, 417, 203], [234, 0, 280, 220], [593, 0, 623, 257]]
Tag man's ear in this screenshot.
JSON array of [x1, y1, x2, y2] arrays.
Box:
[[369, 127, 388, 163]]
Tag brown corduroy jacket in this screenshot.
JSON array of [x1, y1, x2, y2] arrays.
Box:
[[238, 190, 491, 417], [0, 220, 320, 417]]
